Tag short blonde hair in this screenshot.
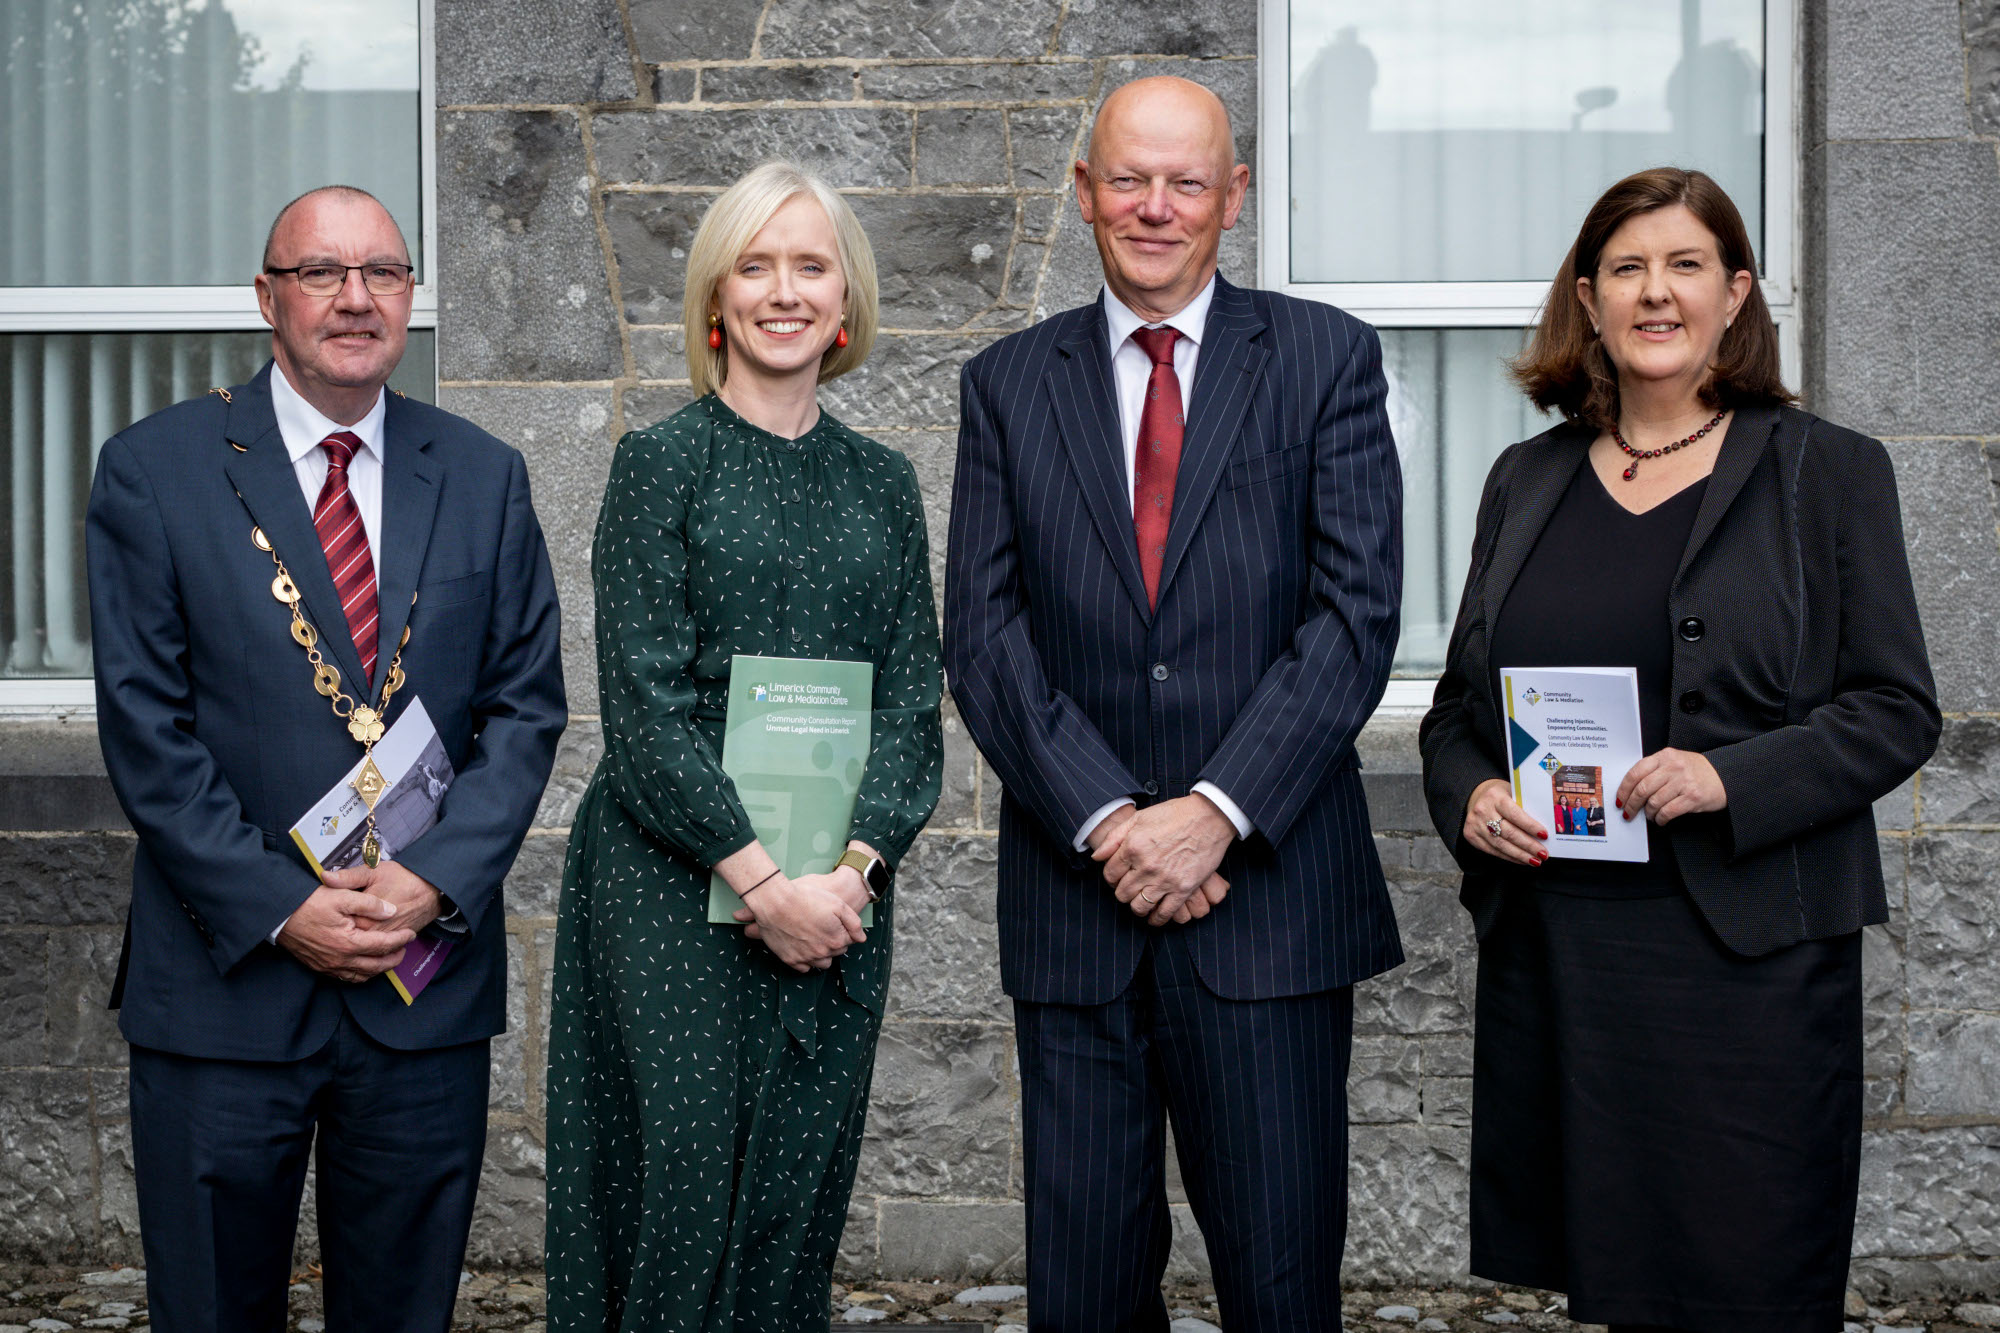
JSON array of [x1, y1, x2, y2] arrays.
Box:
[[683, 161, 878, 397]]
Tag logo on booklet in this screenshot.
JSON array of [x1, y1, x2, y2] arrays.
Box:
[[1539, 753, 1563, 774], [750, 683, 769, 702], [320, 813, 341, 835], [1522, 686, 1542, 706]]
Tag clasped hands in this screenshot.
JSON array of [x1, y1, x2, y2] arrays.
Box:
[[277, 859, 442, 984], [1091, 795, 1233, 927], [1464, 747, 1727, 866], [723, 842, 875, 974]]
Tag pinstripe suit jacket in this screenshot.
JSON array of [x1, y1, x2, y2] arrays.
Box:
[[945, 276, 1405, 1006]]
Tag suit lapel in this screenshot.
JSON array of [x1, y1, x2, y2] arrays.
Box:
[[1672, 404, 1782, 588], [1479, 422, 1593, 632], [1047, 304, 1153, 620], [222, 365, 372, 693], [371, 393, 439, 705], [1156, 277, 1268, 603]]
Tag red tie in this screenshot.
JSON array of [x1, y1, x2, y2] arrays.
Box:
[[313, 431, 379, 685], [1130, 326, 1184, 609]]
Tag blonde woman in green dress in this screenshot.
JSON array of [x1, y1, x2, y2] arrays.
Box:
[[545, 161, 943, 1332]]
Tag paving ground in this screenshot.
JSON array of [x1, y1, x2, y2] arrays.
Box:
[[2, 1263, 1997, 1332]]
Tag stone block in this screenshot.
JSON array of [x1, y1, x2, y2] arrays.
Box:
[[1021, 197, 1060, 238], [0, 931, 48, 1065], [1863, 921, 1905, 1082], [1422, 1076, 1473, 1128], [1354, 877, 1476, 1037], [760, 0, 1064, 59], [1821, 146, 2000, 436], [534, 926, 555, 1117], [1849, 1256, 2000, 1303], [621, 385, 697, 432], [1056, 0, 1255, 57], [0, 1071, 96, 1260], [1343, 1125, 1472, 1284], [630, 326, 688, 381], [491, 932, 529, 1113], [505, 831, 570, 923], [1906, 1011, 2000, 1117], [534, 719, 604, 831], [0, 834, 132, 927], [932, 699, 979, 830], [95, 1119, 141, 1262], [1422, 1035, 1473, 1078], [1875, 775, 1915, 832], [437, 386, 617, 713], [878, 429, 953, 602], [700, 65, 856, 104], [1854, 1126, 2000, 1258], [1886, 441, 2000, 713], [1825, 0, 1971, 137], [1350, 1036, 1422, 1124], [628, 0, 760, 61], [593, 109, 914, 188], [467, 1128, 547, 1267], [1166, 1202, 1212, 1281], [819, 335, 990, 431], [604, 191, 710, 326], [836, 1193, 877, 1277], [862, 62, 1095, 104], [1971, 0, 2000, 137], [916, 109, 1008, 187], [46, 929, 124, 1068], [1009, 106, 1086, 192], [1907, 832, 2000, 1010], [853, 1022, 1012, 1197], [848, 196, 1015, 329], [883, 834, 1005, 1022], [877, 1200, 1025, 1280], [652, 67, 697, 105], [1865, 1076, 1901, 1120], [436, 112, 624, 381], [1921, 717, 2000, 826], [1004, 241, 1047, 306], [436, 0, 636, 106]]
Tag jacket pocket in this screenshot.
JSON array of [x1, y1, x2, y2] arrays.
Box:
[[1222, 441, 1309, 490]]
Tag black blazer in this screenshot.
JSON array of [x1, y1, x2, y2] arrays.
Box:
[[1420, 404, 1939, 956], [945, 276, 1405, 1005], [88, 363, 567, 1059]]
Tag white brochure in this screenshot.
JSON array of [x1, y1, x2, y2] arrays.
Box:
[[1496, 666, 1648, 863], [289, 696, 455, 878]]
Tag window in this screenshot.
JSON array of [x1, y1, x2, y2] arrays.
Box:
[[1260, 0, 1797, 708], [0, 0, 438, 707]]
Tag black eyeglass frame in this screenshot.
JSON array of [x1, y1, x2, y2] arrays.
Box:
[[263, 263, 417, 296]]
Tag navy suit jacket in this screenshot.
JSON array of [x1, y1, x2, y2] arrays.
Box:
[[945, 276, 1405, 1006], [88, 362, 566, 1060]]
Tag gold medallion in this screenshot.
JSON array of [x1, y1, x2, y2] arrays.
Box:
[[352, 756, 387, 810], [290, 620, 317, 649], [313, 663, 341, 697], [347, 705, 386, 745], [251, 526, 272, 553], [361, 829, 382, 868], [271, 572, 300, 605]]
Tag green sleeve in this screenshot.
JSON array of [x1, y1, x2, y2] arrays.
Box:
[[846, 456, 944, 869], [592, 426, 756, 868]]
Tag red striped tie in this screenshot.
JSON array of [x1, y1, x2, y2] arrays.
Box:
[[313, 431, 378, 685], [1130, 326, 1184, 609]]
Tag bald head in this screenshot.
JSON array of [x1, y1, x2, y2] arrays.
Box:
[[263, 186, 407, 271], [1074, 76, 1249, 323]]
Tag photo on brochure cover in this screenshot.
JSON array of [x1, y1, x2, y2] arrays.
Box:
[[1552, 765, 1607, 839]]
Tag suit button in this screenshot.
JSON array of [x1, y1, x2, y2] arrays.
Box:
[[790, 627, 805, 643], [1679, 689, 1706, 714], [1143, 780, 1160, 795], [1678, 616, 1705, 642], [1151, 663, 1170, 681]]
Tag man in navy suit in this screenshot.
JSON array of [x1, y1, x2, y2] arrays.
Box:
[[87, 186, 565, 1333], [945, 78, 1404, 1330]]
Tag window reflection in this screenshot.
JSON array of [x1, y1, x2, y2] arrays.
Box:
[[1291, 0, 1764, 284]]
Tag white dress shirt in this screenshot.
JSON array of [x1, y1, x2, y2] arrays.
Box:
[[267, 365, 386, 944], [1072, 277, 1255, 851]]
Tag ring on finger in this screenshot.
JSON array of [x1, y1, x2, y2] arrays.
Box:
[[1485, 817, 1505, 838], [1140, 890, 1162, 907]]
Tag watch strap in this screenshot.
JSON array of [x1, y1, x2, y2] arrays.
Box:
[[835, 848, 889, 902]]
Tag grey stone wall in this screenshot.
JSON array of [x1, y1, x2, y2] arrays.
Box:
[[2, 0, 1998, 1302]]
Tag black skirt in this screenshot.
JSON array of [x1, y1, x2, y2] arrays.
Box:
[[1470, 887, 1862, 1333]]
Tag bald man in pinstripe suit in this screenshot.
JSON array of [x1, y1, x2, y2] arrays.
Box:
[[944, 78, 1405, 1332]]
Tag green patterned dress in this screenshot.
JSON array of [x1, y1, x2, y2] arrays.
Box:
[[545, 395, 942, 1332]]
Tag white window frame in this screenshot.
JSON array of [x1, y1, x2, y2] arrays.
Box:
[[0, 0, 438, 711], [1258, 0, 1800, 712]]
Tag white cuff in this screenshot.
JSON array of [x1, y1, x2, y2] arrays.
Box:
[[1074, 798, 1137, 852], [269, 915, 291, 945], [1192, 782, 1254, 840]]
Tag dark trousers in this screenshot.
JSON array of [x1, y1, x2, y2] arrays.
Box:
[[129, 1012, 490, 1333], [1014, 929, 1354, 1333]]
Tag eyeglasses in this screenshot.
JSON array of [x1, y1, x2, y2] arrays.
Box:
[[264, 263, 416, 297]]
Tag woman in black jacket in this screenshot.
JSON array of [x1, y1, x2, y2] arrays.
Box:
[[1420, 167, 1939, 1333]]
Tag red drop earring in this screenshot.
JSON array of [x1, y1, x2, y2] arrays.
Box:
[[707, 314, 722, 350], [834, 319, 848, 349]]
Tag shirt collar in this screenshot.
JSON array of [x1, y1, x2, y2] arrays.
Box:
[[1101, 274, 1217, 354], [270, 361, 387, 467]]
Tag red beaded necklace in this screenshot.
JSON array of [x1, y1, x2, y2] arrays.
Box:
[[1612, 408, 1726, 480]]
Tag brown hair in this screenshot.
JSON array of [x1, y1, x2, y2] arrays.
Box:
[[1511, 167, 1793, 430]]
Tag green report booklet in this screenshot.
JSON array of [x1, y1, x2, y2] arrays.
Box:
[[707, 654, 875, 927]]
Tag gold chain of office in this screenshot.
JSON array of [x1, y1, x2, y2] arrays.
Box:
[[254, 523, 410, 867]]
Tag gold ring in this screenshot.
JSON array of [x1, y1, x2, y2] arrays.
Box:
[[1140, 891, 1162, 906]]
